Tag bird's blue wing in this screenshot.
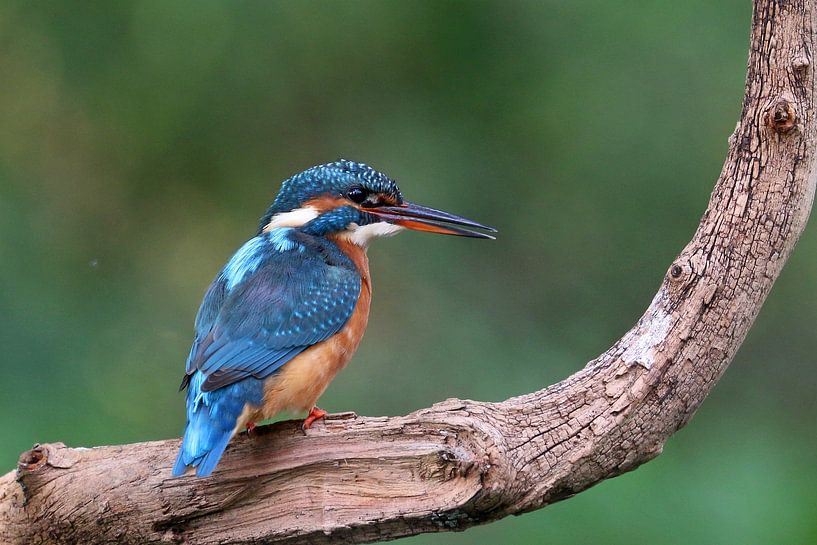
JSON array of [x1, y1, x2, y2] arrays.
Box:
[[185, 232, 362, 391]]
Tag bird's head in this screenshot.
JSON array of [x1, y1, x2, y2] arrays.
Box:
[[259, 159, 496, 245]]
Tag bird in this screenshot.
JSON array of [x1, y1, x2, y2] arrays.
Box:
[[172, 159, 496, 477]]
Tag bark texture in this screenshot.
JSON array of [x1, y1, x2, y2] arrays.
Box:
[[2, 1, 816, 543]]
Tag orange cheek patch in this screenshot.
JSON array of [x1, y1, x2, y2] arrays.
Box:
[[304, 195, 353, 212]]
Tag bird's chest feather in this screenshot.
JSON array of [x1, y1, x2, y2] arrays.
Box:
[[256, 240, 371, 418]]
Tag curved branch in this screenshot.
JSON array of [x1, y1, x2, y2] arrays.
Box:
[[2, 1, 816, 543]]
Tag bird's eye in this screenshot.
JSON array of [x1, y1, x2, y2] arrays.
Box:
[[347, 186, 367, 204]]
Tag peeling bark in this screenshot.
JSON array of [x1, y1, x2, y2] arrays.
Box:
[[2, 1, 816, 544]]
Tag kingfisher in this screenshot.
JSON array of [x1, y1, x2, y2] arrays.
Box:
[[172, 159, 496, 477]]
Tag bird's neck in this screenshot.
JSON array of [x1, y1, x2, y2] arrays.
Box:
[[329, 235, 371, 291]]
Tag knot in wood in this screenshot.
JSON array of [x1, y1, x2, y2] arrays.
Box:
[[17, 444, 47, 472], [668, 263, 684, 280], [768, 99, 796, 133], [793, 55, 810, 72]]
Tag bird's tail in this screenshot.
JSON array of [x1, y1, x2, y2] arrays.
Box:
[[172, 373, 261, 477], [172, 404, 235, 478]]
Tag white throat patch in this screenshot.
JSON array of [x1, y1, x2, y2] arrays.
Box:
[[338, 222, 404, 247]]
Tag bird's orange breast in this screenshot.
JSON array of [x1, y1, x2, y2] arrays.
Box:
[[239, 240, 371, 427]]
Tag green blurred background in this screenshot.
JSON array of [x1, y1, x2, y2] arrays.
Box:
[[2, 1, 816, 543]]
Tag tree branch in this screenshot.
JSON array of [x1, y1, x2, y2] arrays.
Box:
[[2, 1, 816, 543]]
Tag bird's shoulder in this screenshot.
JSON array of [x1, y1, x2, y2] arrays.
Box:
[[230, 228, 356, 282], [197, 228, 361, 329]]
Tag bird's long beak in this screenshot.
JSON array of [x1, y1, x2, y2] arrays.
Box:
[[364, 202, 497, 239]]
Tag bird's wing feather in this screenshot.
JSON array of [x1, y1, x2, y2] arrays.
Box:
[[183, 234, 361, 392]]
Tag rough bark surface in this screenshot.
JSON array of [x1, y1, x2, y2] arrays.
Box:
[[2, 1, 816, 544]]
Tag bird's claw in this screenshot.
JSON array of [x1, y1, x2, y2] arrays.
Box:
[[302, 406, 327, 433]]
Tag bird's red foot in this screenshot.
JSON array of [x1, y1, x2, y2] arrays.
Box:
[[302, 406, 327, 431], [246, 422, 257, 435]]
